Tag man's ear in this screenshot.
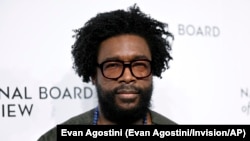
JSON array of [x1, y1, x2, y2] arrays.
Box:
[[91, 75, 96, 85]]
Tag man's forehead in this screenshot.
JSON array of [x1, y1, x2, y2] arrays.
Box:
[[98, 55, 151, 63], [97, 34, 151, 62]]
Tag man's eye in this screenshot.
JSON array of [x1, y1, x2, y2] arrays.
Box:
[[104, 63, 121, 69]]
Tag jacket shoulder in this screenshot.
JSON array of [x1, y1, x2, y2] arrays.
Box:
[[37, 108, 95, 141], [150, 110, 177, 125]]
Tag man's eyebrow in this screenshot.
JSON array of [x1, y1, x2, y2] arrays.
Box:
[[100, 55, 151, 63], [133, 55, 151, 60], [101, 57, 120, 62]]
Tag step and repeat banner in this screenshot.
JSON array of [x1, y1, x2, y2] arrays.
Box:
[[1, 0, 250, 140]]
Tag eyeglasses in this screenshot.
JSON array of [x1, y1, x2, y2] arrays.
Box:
[[97, 59, 152, 80]]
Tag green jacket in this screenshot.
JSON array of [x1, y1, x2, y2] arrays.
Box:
[[37, 108, 176, 141]]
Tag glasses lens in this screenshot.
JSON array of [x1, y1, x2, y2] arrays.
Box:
[[131, 60, 151, 78], [102, 61, 123, 79], [100, 60, 151, 79]]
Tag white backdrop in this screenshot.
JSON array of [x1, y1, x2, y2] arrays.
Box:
[[1, 0, 250, 141]]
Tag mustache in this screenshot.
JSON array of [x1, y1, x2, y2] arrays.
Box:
[[114, 85, 140, 94]]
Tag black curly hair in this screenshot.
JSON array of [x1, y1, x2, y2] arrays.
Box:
[[71, 4, 174, 83]]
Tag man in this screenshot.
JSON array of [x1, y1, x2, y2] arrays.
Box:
[[38, 4, 176, 141]]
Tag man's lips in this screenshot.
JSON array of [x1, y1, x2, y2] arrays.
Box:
[[116, 89, 139, 101], [116, 94, 138, 102], [116, 88, 138, 94], [117, 91, 138, 94]]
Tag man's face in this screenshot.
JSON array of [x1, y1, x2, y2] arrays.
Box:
[[94, 34, 153, 124]]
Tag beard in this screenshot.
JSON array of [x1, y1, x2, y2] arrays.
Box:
[[96, 82, 153, 124]]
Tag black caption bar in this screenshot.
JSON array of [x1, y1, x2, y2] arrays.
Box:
[[57, 125, 249, 140]]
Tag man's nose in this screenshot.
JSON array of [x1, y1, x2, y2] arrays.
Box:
[[118, 67, 136, 83]]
